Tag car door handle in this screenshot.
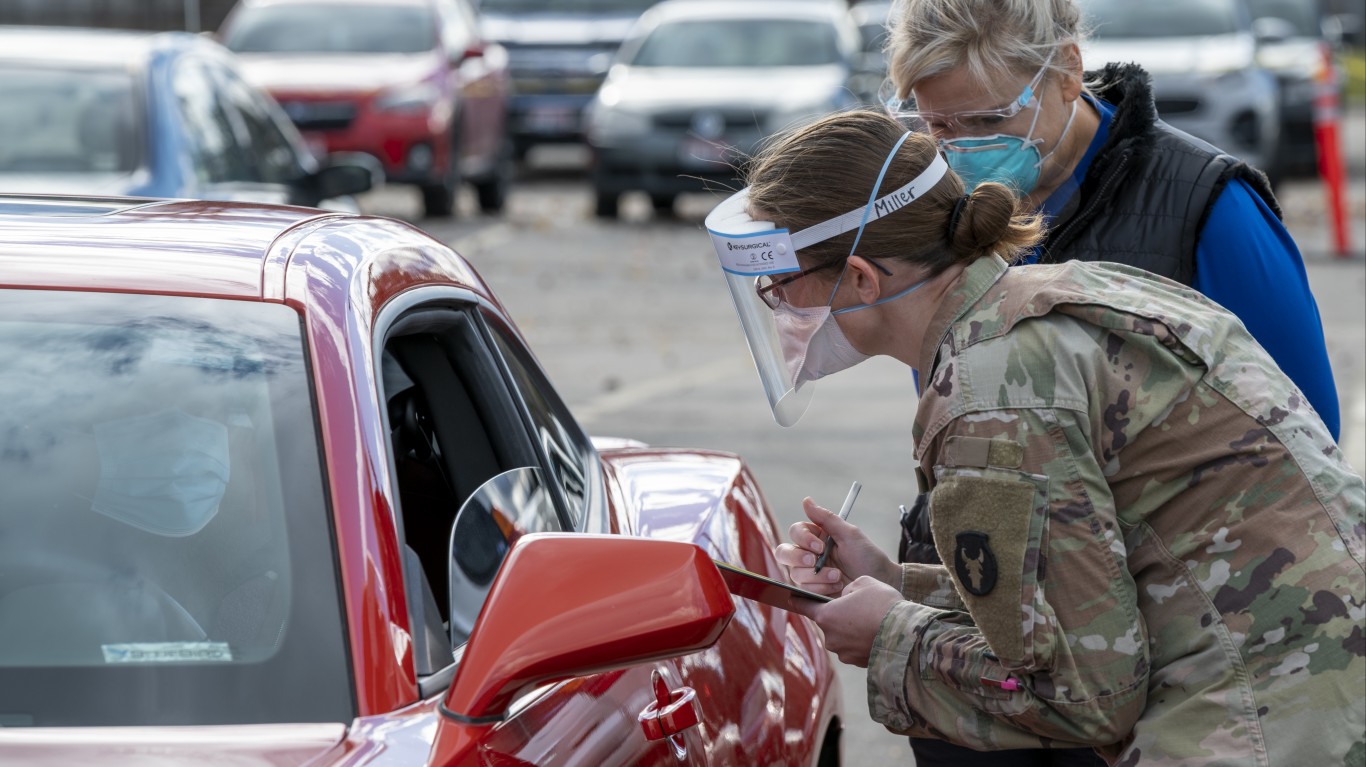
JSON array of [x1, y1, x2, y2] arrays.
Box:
[[638, 670, 701, 742]]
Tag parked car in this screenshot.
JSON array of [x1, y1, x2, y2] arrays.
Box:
[[586, 0, 861, 219], [0, 194, 842, 767], [847, 0, 895, 105], [1078, 0, 1281, 175], [220, 0, 513, 218], [479, 0, 660, 160], [1248, 0, 1340, 177], [0, 27, 375, 211]]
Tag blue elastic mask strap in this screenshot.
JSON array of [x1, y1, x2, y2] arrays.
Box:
[[828, 130, 914, 304], [832, 275, 929, 315]]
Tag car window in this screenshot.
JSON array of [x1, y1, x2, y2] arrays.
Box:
[[172, 60, 254, 183], [486, 321, 595, 530], [224, 3, 438, 55], [0, 65, 141, 175], [213, 66, 309, 185], [1079, 0, 1243, 37], [378, 308, 567, 664], [629, 19, 843, 68], [0, 291, 351, 727]]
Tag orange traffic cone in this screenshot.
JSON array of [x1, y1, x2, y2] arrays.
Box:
[[1312, 42, 1352, 258]]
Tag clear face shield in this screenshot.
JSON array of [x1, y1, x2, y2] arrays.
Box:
[[706, 145, 948, 426]]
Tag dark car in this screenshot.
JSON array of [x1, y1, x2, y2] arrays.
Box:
[[479, 0, 660, 159], [221, 0, 514, 218], [0, 27, 374, 211], [0, 194, 843, 766]]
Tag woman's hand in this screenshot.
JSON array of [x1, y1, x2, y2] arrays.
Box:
[[774, 497, 900, 597], [790, 576, 903, 667]]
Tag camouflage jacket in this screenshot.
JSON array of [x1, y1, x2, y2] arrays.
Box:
[[867, 255, 1366, 765]]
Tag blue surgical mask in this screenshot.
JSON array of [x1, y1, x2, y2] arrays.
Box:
[[92, 409, 231, 537], [941, 85, 1077, 195]]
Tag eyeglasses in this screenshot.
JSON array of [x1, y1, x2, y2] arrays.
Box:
[[877, 51, 1054, 137], [754, 259, 893, 309]]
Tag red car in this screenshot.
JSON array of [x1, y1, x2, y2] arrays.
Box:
[[0, 195, 841, 766], [220, 0, 514, 218]]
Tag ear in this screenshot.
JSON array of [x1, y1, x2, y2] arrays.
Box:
[[1056, 41, 1084, 102], [844, 256, 886, 306]]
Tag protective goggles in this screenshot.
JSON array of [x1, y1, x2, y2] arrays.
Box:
[[877, 48, 1055, 136], [705, 139, 948, 426]]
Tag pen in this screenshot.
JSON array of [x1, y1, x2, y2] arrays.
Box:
[[813, 481, 860, 574]]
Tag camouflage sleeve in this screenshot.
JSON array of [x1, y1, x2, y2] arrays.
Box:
[[867, 407, 1149, 749], [901, 563, 966, 610]]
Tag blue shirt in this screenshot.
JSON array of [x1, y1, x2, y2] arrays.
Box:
[[1032, 97, 1341, 439]]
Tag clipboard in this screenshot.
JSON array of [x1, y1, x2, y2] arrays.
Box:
[[713, 560, 831, 612]]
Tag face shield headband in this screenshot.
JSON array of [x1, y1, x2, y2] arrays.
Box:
[[705, 135, 948, 426]]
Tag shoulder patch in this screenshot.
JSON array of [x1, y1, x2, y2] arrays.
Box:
[[954, 531, 998, 596], [944, 436, 1024, 469]]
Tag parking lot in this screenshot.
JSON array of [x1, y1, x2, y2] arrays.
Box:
[[359, 106, 1366, 764]]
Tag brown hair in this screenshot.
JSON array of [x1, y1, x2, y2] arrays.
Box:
[[745, 109, 1043, 277]]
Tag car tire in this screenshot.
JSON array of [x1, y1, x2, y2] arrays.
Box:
[[421, 130, 461, 219], [474, 139, 515, 215], [594, 190, 619, 219], [649, 193, 676, 217]]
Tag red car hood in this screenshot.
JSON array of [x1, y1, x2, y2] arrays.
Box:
[[0, 723, 347, 766], [236, 53, 439, 95]]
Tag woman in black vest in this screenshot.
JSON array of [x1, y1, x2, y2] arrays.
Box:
[[880, 1, 1341, 765]]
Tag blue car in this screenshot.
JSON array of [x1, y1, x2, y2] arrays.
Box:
[[0, 27, 375, 210]]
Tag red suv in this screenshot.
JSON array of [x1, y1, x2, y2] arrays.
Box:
[[221, 0, 513, 218]]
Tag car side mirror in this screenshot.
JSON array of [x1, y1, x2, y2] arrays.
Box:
[[309, 153, 381, 199], [1252, 16, 1296, 46], [431, 532, 733, 751]]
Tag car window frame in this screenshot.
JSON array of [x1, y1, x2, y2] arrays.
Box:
[[372, 287, 611, 694]]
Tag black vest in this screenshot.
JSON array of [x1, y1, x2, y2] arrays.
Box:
[[1038, 63, 1280, 286]]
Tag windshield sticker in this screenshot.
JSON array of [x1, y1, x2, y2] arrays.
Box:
[[102, 642, 233, 664], [712, 230, 800, 276]]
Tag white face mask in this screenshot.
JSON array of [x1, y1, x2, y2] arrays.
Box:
[[774, 302, 870, 386], [773, 271, 930, 385]]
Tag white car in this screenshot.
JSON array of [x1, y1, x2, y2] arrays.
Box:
[[585, 0, 860, 218], [1078, 0, 1280, 175]]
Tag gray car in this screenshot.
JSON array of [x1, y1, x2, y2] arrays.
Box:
[[585, 0, 861, 219], [1078, 0, 1280, 176]]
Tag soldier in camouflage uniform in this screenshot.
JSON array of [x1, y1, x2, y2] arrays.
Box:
[[713, 111, 1366, 765]]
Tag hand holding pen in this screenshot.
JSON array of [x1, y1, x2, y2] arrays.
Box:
[[774, 485, 903, 597], [813, 481, 860, 573]]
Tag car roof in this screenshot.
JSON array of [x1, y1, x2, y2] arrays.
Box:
[[0, 26, 205, 69], [0, 196, 342, 299], [647, 0, 848, 23]]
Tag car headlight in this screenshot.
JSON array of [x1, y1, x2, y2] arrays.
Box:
[[375, 83, 440, 113], [586, 105, 651, 145]]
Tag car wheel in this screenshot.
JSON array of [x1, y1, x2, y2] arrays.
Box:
[[650, 193, 676, 217], [594, 190, 619, 219], [421, 130, 461, 219], [475, 139, 515, 215]]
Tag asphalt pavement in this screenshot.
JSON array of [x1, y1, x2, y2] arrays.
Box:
[[357, 106, 1366, 765]]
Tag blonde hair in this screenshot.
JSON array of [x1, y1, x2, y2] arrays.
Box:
[[746, 110, 1043, 276], [886, 0, 1085, 98]]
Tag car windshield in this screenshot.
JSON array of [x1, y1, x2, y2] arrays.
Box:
[[630, 19, 842, 67], [0, 291, 352, 727], [1080, 0, 1242, 37], [1246, 0, 1321, 36], [224, 3, 436, 54], [481, 0, 657, 13], [0, 66, 140, 175]]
